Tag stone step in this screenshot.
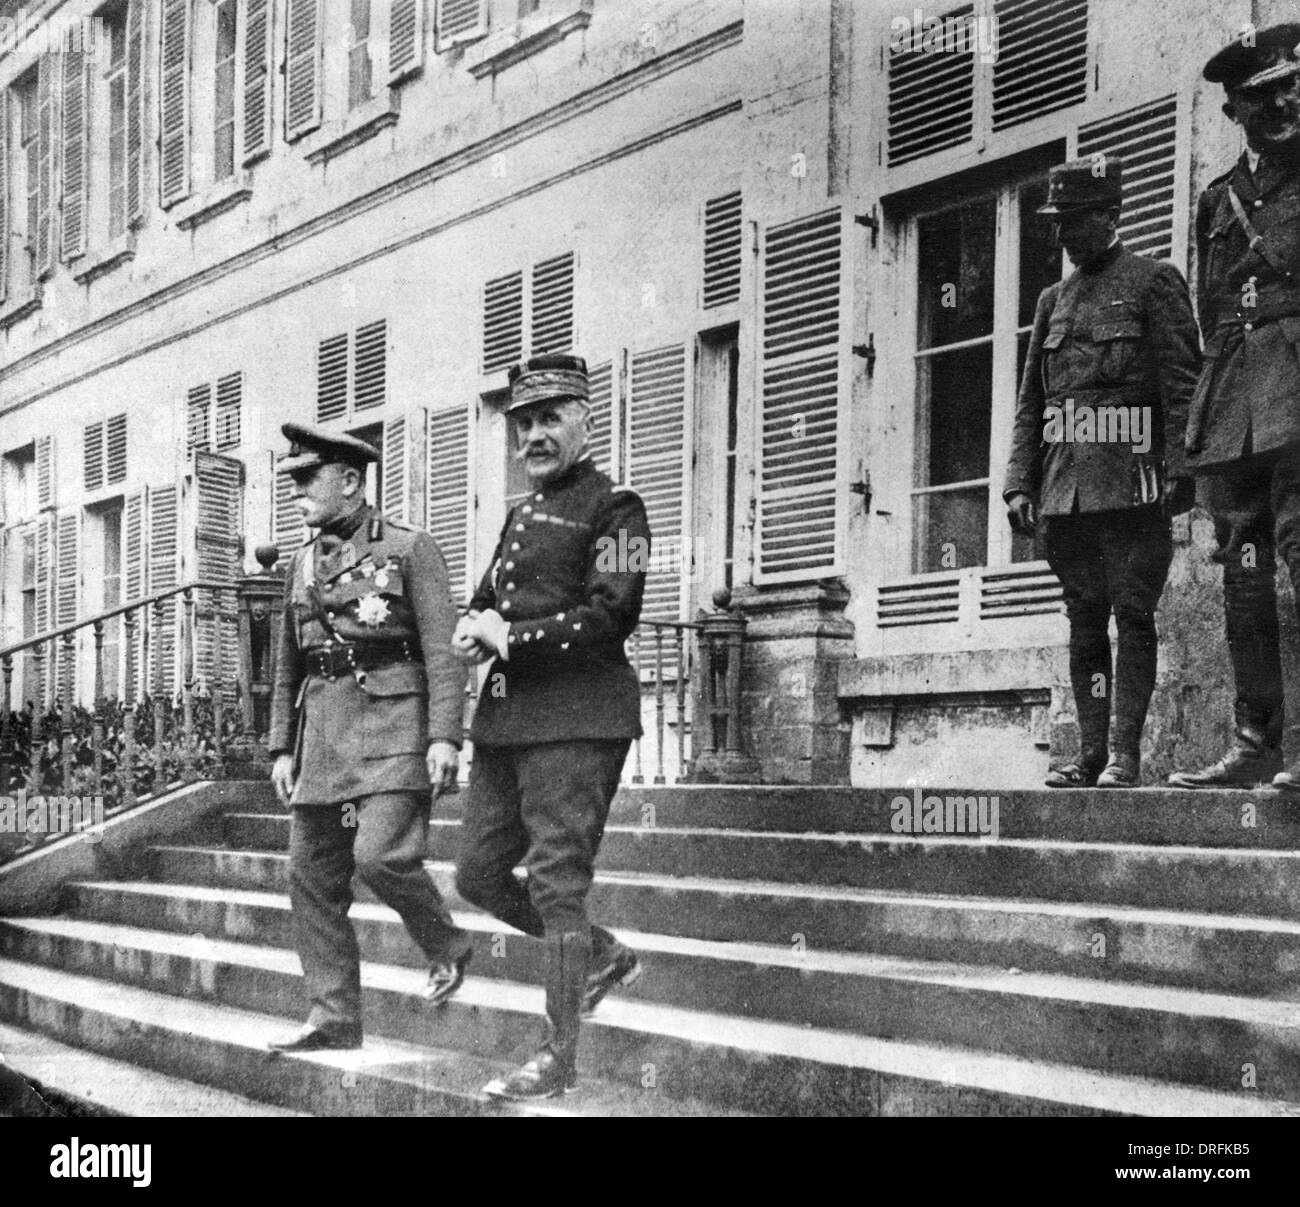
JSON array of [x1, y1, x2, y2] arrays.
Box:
[[3, 921, 1295, 1116], [221, 814, 1300, 923], [427, 821, 1300, 920], [34, 891, 1300, 1100], [147, 844, 1300, 994], [0, 1021, 309, 1117], [0, 956, 731, 1118], [226, 782, 1300, 850]]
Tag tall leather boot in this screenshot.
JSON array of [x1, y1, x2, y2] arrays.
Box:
[[1168, 714, 1282, 789], [484, 930, 589, 1101]]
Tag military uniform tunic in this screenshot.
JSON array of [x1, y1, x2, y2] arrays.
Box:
[[1004, 241, 1200, 770], [456, 456, 649, 939], [268, 504, 466, 803], [1182, 151, 1300, 739]]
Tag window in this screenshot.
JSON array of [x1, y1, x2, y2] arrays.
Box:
[[186, 372, 243, 453], [2, 445, 36, 525], [348, 0, 374, 110], [480, 253, 574, 374], [213, 0, 238, 179], [886, 1, 1089, 168], [86, 499, 124, 699], [84, 414, 129, 492], [316, 321, 387, 422], [909, 171, 1060, 574], [13, 68, 40, 291], [104, 4, 129, 237]]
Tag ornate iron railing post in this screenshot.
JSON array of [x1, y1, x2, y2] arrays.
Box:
[[689, 587, 761, 783], [231, 544, 283, 771]]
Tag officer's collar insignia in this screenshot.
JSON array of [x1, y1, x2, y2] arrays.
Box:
[[356, 593, 391, 627]]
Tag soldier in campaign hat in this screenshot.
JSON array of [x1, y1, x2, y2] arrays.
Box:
[[1005, 155, 1201, 787], [266, 422, 472, 1052], [452, 352, 649, 1099], [1169, 23, 1300, 789]]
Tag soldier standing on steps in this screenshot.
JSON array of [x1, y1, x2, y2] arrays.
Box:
[[452, 353, 648, 1101], [1004, 156, 1201, 789], [1169, 25, 1300, 792], [265, 423, 472, 1053]]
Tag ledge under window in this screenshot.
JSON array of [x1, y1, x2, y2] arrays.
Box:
[[71, 231, 138, 286], [466, 1, 594, 79], [0, 285, 41, 330], [172, 171, 255, 232], [303, 90, 402, 167]]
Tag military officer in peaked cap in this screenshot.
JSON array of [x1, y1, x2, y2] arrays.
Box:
[[1169, 24, 1300, 790], [1005, 155, 1201, 788], [452, 352, 649, 1099], [266, 422, 472, 1052]]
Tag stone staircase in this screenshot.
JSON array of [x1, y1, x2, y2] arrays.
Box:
[[2, 782, 1300, 1116]]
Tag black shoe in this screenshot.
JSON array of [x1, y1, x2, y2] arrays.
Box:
[[424, 949, 472, 1005], [267, 1023, 362, 1054], [483, 1047, 576, 1101], [1045, 762, 1102, 788], [1168, 726, 1282, 789], [583, 945, 641, 1014], [1272, 763, 1300, 792], [1096, 753, 1140, 788]]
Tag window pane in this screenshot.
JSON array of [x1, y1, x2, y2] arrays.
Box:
[[1018, 176, 1062, 327], [918, 197, 996, 349], [917, 343, 992, 486], [216, 0, 237, 59], [914, 486, 988, 574]]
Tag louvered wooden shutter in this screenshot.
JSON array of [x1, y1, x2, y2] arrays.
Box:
[[285, 0, 323, 140], [187, 383, 212, 453], [587, 359, 614, 476], [887, 5, 975, 166], [426, 406, 469, 603], [756, 208, 846, 583], [126, 0, 145, 222], [35, 436, 54, 509], [483, 271, 524, 373], [317, 332, 349, 421], [1078, 96, 1178, 261], [149, 485, 180, 694], [531, 253, 574, 354], [382, 413, 409, 522], [703, 191, 742, 309], [0, 91, 8, 303], [61, 48, 90, 259], [436, 0, 488, 50], [159, 0, 192, 207], [627, 345, 688, 621], [34, 514, 55, 701], [85, 421, 106, 491], [124, 488, 147, 602], [106, 413, 128, 485], [389, 0, 425, 82], [214, 372, 242, 449], [273, 462, 307, 564], [193, 452, 244, 686], [992, 0, 1089, 132], [56, 511, 80, 627], [242, 0, 275, 163], [35, 55, 55, 275], [353, 319, 387, 411]]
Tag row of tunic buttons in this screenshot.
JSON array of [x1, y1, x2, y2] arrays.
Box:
[[501, 493, 544, 612]]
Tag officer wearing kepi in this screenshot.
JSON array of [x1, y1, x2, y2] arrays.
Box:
[[1169, 24, 1300, 791], [1005, 156, 1201, 788], [452, 353, 648, 1100], [266, 423, 472, 1052]]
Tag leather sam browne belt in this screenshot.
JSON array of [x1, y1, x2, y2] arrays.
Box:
[[303, 640, 419, 679]]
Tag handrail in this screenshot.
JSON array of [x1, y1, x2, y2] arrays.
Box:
[[0, 580, 236, 661]]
